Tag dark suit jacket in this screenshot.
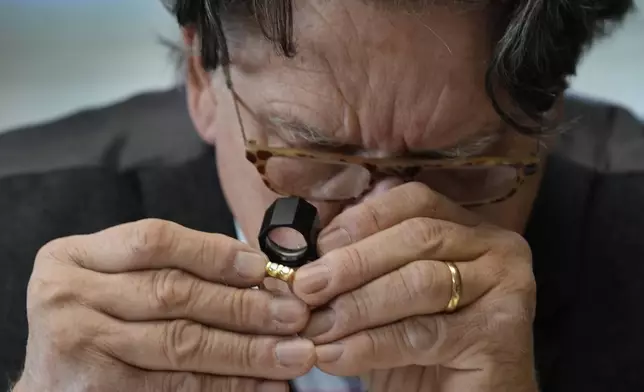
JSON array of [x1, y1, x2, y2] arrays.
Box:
[[1, 89, 643, 391]]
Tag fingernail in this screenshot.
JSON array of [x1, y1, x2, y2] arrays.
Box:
[[295, 265, 330, 295], [234, 252, 267, 280], [257, 381, 287, 392], [318, 228, 351, 253], [275, 339, 314, 367], [316, 344, 344, 363], [302, 309, 335, 338], [270, 299, 307, 324]]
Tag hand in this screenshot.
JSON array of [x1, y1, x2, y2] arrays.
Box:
[[17, 219, 314, 392], [292, 183, 537, 392]]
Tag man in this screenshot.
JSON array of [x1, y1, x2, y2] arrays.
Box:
[[3, 0, 639, 391]]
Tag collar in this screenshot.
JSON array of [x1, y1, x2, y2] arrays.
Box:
[[234, 220, 248, 244]]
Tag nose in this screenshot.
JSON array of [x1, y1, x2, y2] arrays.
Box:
[[340, 177, 405, 213]]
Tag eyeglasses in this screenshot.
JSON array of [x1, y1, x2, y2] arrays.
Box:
[[217, 57, 541, 208]]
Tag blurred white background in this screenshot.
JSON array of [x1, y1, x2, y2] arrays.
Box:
[[0, 0, 642, 133]]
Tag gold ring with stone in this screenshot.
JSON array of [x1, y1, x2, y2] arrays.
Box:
[[265, 261, 296, 283], [444, 262, 462, 313]]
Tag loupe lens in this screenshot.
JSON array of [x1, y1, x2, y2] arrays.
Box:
[[266, 227, 308, 261]]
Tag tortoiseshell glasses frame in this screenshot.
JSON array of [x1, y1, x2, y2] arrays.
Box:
[[218, 57, 541, 208]]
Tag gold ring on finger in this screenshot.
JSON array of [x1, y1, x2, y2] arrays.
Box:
[[444, 262, 462, 313], [265, 261, 296, 283]]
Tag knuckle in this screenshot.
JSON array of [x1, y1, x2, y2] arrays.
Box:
[[36, 235, 89, 267], [194, 237, 211, 272], [35, 237, 66, 262], [356, 201, 384, 232], [404, 217, 448, 250], [127, 219, 177, 262], [360, 330, 380, 360], [406, 182, 441, 210], [337, 246, 370, 279], [214, 330, 267, 371], [390, 270, 416, 305], [403, 316, 442, 354], [26, 275, 72, 312], [48, 313, 108, 358], [492, 246, 536, 304], [26, 266, 81, 313], [162, 320, 206, 368], [150, 269, 200, 314], [234, 335, 266, 370], [485, 232, 534, 286], [497, 230, 533, 260], [197, 233, 236, 277], [333, 291, 372, 329], [406, 261, 441, 300], [238, 337, 256, 370], [225, 289, 256, 328]]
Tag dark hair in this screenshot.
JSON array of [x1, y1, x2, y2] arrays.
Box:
[[163, 0, 634, 134]]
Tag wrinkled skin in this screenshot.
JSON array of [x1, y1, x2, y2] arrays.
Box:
[[292, 183, 537, 392], [15, 1, 542, 391], [192, 1, 541, 391], [18, 220, 313, 392]]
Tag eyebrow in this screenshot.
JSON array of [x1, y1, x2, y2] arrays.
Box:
[[426, 132, 502, 158], [268, 116, 342, 146], [268, 116, 502, 158]]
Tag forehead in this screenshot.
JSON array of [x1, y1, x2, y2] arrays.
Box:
[[234, 0, 503, 153]]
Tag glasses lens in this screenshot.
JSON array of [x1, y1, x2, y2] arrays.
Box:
[[264, 154, 518, 204], [265, 156, 371, 201], [414, 166, 518, 204]]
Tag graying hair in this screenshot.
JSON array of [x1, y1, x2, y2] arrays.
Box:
[[163, 0, 634, 135]]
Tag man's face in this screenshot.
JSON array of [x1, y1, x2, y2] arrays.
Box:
[[187, 0, 542, 247]]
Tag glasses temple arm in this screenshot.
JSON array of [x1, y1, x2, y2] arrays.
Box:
[[214, 13, 249, 144]]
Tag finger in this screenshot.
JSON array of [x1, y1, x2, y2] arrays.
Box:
[[301, 260, 492, 343], [294, 218, 492, 307], [78, 269, 308, 335], [315, 309, 534, 381], [262, 277, 296, 298], [314, 315, 459, 377], [360, 365, 509, 392], [318, 182, 482, 253], [139, 372, 288, 392], [103, 320, 316, 380], [318, 322, 536, 392], [41, 219, 268, 288]]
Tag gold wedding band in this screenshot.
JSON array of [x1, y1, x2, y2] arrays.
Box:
[[444, 262, 462, 313], [265, 262, 296, 283]]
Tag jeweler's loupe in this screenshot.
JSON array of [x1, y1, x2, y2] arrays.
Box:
[[259, 197, 320, 269]]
